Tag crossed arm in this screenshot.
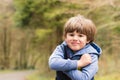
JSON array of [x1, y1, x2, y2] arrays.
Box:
[[49, 46, 98, 80]]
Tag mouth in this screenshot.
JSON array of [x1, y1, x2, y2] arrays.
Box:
[[71, 42, 79, 46]]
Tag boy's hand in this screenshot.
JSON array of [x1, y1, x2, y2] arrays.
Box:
[[77, 54, 92, 69]]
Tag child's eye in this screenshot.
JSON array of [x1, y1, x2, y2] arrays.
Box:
[[68, 33, 74, 36], [78, 34, 84, 37]]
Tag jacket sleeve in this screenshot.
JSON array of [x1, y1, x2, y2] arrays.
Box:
[[49, 45, 78, 71], [64, 54, 99, 80]]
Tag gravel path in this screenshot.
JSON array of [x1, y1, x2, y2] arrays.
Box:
[[0, 70, 33, 80]]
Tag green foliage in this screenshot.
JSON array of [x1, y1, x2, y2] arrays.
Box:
[[35, 29, 52, 42], [13, 0, 65, 28], [113, 24, 120, 34], [13, 0, 33, 27]]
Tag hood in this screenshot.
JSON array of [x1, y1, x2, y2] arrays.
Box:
[[75, 42, 102, 57]]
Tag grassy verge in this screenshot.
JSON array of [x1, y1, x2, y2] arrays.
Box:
[[27, 73, 53, 80], [0, 70, 17, 74], [27, 71, 120, 80], [26, 70, 55, 80], [95, 72, 120, 80]]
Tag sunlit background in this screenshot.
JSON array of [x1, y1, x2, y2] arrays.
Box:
[[0, 0, 120, 80]]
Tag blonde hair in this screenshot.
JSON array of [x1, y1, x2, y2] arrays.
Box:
[[63, 15, 96, 43]]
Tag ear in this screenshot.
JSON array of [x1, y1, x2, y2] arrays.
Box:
[[87, 40, 90, 43]]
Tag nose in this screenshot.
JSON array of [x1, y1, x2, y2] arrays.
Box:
[[73, 36, 78, 40]]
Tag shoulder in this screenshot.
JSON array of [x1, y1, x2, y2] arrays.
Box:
[[56, 41, 67, 52], [90, 42, 102, 54]]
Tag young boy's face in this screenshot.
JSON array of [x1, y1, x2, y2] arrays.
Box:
[[65, 31, 89, 51]]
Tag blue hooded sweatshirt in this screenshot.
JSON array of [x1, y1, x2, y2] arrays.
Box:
[[49, 41, 102, 80]]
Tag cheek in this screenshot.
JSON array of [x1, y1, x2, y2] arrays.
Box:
[[79, 39, 88, 46], [81, 37, 88, 42], [65, 36, 71, 41], [65, 38, 72, 45], [65, 38, 70, 43]]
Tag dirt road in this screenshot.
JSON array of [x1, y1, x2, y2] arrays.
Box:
[[0, 70, 33, 80]]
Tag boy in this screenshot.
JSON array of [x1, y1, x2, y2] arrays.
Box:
[[49, 15, 102, 80]]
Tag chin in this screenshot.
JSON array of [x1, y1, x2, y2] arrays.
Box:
[[71, 48, 80, 51]]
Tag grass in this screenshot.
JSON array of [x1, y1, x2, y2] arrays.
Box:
[[95, 73, 120, 80], [27, 71, 120, 80], [27, 74, 53, 80], [26, 70, 55, 80], [0, 70, 17, 74]]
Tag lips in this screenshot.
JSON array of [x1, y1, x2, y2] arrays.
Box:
[[71, 42, 79, 46]]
